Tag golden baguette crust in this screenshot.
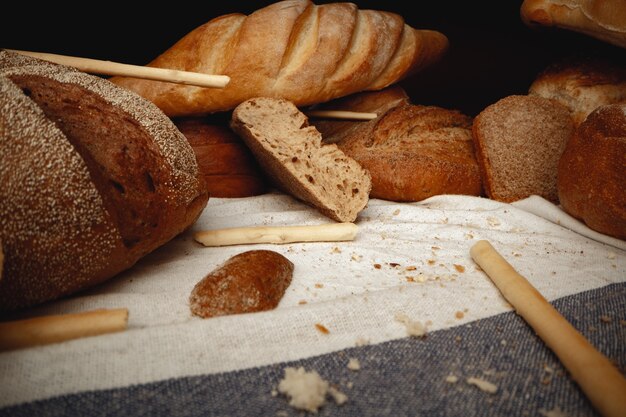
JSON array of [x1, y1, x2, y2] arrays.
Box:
[[558, 103, 626, 240], [0, 51, 208, 311], [312, 86, 482, 202], [110, 0, 449, 117], [520, 0, 626, 48]]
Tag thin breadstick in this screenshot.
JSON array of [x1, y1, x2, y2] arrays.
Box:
[[194, 223, 358, 247], [6, 49, 230, 88], [470, 240, 626, 417], [305, 110, 377, 120], [0, 308, 129, 352]]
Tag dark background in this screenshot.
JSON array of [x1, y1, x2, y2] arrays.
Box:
[[3, 1, 623, 116]]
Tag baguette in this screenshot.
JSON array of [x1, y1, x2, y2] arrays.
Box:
[[110, 0, 448, 117]]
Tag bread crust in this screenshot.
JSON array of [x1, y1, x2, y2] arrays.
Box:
[[0, 51, 208, 311], [558, 103, 626, 240], [189, 250, 294, 318], [312, 87, 481, 202], [110, 1, 448, 117], [175, 118, 269, 198]]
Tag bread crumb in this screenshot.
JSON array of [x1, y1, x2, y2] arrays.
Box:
[[455, 311, 465, 319], [395, 313, 428, 337], [331, 246, 341, 254], [328, 386, 348, 406], [453, 264, 465, 273], [315, 323, 330, 334], [278, 367, 329, 413], [347, 358, 361, 371], [351, 253, 362, 262], [373, 263, 382, 269], [314, 283, 324, 289], [487, 217, 501, 226], [405, 265, 417, 271], [445, 375, 459, 383], [607, 252, 616, 260], [600, 315, 612, 323], [355, 337, 369, 346], [298, 300, 308, 305], [466, 376, 498, 394]]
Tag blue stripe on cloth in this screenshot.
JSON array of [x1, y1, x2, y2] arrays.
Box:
[[2, 283, 625, 417]]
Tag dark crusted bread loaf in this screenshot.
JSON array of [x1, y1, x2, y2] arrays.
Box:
[[230, 97, 371, 223], [174, 117, 269, 198], [472, 95, 574, 203], [558, 103, 626, 240], [311, 86, 481, 202], [0, 50, 209, 311]]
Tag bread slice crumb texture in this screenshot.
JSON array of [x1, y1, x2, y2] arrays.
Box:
[[231, 97, 371, 222]]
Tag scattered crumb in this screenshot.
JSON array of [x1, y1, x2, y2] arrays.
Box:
[[500, 339, 507, 346], [347, 358, 361, 371], [389, 262, 401, 268], [600, 315, 612, 323], [453, 264, 466, 273], [315, 323, 330, 334], [455, 336, 462, 343], [588, 325, 598, 332], [355, 337, 369, 346], [427, 259, 436, 266], [432, 246, 441, 251], [277, 367, 329, 413], [406, 276, 415, 282], [351, 253, 362, 262], [328, 386, 348, 406], [487, 217, 501, 226], [271, 389, 278, 397], [331, 246, 341, 254], [276, 411, 289, 417], [466, 376, 498, 394], [298, 300, 308, 305], [445, 375, 459, 383], [373, 263, 382, 269], [455, 311, 465, 319], [314, 283, 324, 289], [405, 265, 417, 271], [395, 313, 428, 337], [393, 209, 400, 215], [538, 406, 568, 417], [607, 252, 616, 260], [346, 381, 354, 389]]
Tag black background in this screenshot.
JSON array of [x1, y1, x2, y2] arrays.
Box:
[[3, 1, 624, 116]]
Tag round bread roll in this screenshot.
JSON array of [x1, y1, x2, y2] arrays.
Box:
[[174, 117, 269, 198], [557, 103, 626, 240], [0, 50, 209, 311]]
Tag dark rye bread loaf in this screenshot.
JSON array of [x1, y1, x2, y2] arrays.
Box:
[[0, 50, 209, 311]]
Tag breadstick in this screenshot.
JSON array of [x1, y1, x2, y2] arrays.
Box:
[[194, 223, 358, 247], [470, 240, 626, 417], [0, 308, 129, 352], [305, 110, 377, 120], [6, 50, 230, 88]]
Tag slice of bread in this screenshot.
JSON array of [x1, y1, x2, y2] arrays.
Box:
[[472, 95, 574, 203], [230, 97, 371, 222]]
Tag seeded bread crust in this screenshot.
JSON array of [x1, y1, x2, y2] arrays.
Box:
[[0, 50, 209, 311], [230, 97, 371, 223]]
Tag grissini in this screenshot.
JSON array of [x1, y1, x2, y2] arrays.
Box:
[[194, 223, 358, 246], [470, 240, 626, 417], [110, 0, 449, 117], [0, 308, 129, 351]]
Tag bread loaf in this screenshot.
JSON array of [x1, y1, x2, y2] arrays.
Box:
[[520, 0, 626, 49], [230, 97, 371, 223], [472, 95, 574, 203], [174, 118, 269, 198], [0, 50, 209, 311], [189, 250, 294, 318], [311, 86, 482, 202], [558, 103, 626, 240], [529, 57, 626, 127], [110, 0, 449, 117]]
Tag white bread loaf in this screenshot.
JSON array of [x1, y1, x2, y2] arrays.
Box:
[[230, 97, 371, 223], [0, 50, 208, 311], [529, 57, 626, 127], [110, 0, 449, 117], [520, 0, 626, 49], [558, 103, 626, 240]]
